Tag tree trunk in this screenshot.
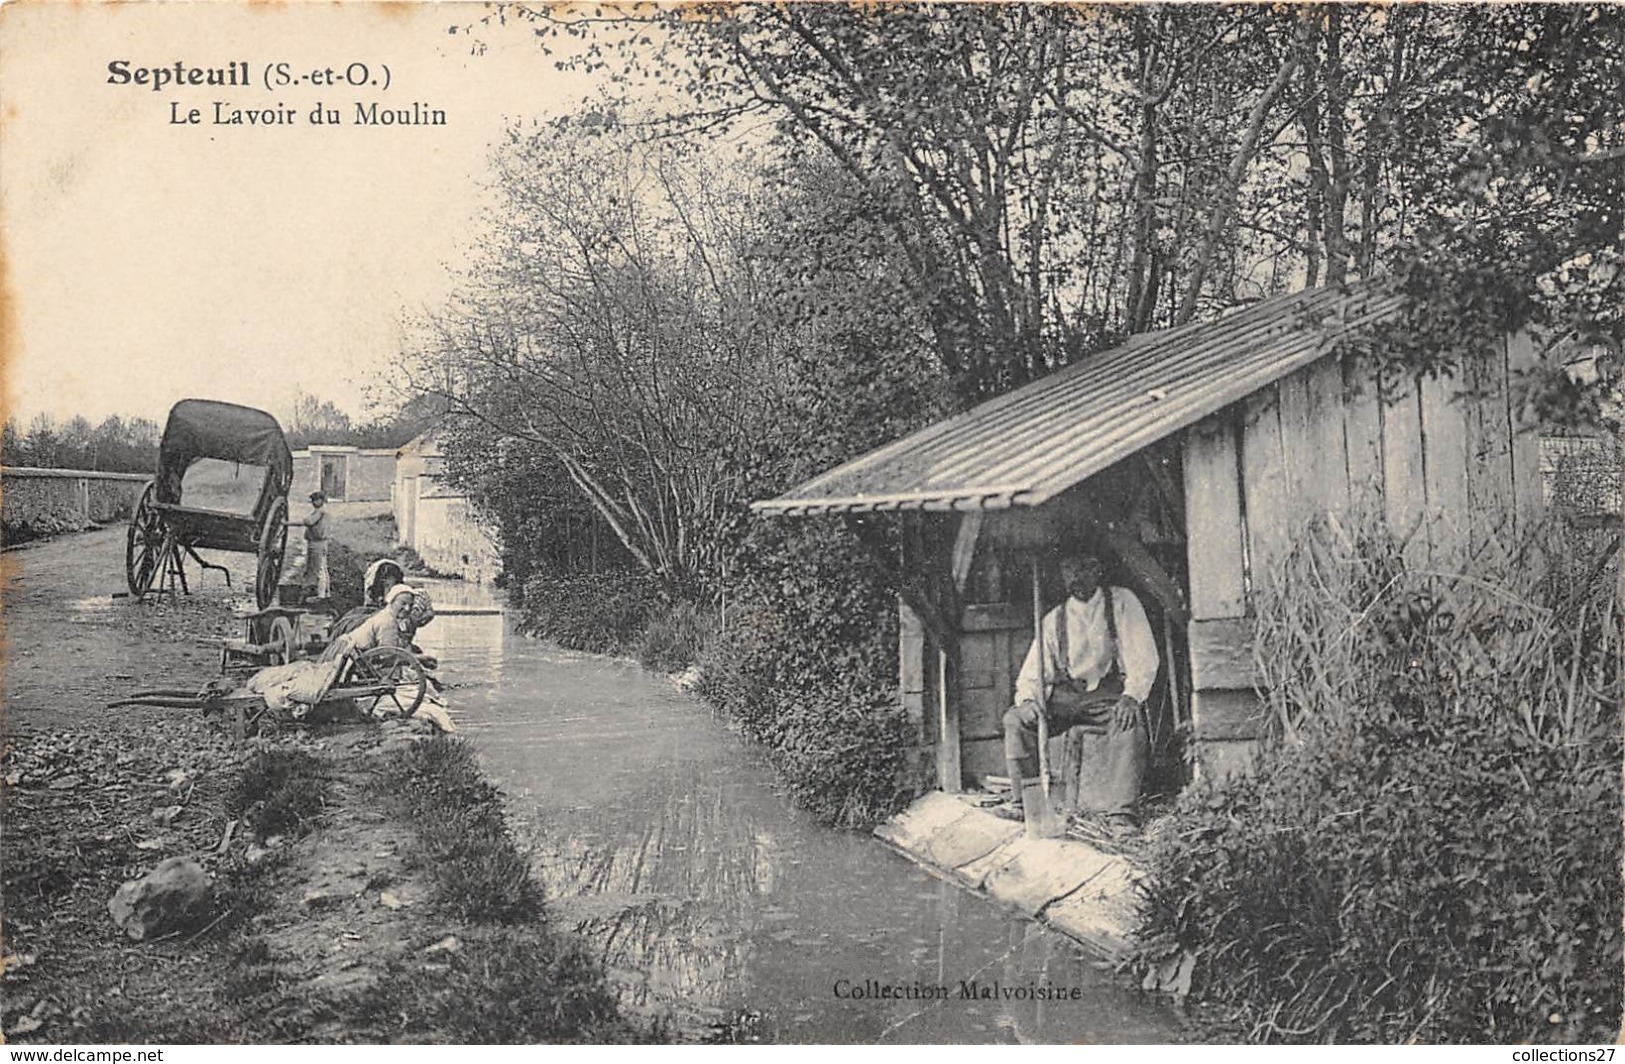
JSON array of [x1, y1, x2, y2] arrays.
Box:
[[1176, 44, 1301, 325]]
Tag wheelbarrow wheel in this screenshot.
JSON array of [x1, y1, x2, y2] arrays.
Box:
[[126, 483, 164, 598], [353, 645, 426, 719], [266, 615, 297, 665]]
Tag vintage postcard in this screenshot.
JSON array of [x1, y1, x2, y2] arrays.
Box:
[[2, 1, 1619, 1050]]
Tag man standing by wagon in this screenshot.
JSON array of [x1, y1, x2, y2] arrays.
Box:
[[295, 490, 330, 600], [1002, 552, 1160, 833]]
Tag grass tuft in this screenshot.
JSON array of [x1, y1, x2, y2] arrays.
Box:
[[228, 748, 330, 839], [381, 737, 541, 923]]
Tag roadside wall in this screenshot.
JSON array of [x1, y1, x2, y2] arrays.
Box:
[[2, 467, 150, 541]]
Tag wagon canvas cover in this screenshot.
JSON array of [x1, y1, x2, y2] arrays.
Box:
[[157, 398, 293, 504]]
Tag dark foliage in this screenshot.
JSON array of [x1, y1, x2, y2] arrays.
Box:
[[1, 507, 93, 546], [695, 517, 917, 828], [518, 568, 653, 659], [323, 539, 368, 616], [636, 601, 712, 674]]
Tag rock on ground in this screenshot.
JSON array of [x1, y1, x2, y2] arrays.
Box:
[[108, 857, 213, 941]]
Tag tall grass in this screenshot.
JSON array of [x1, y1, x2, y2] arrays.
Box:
[[1138, 515, 1621, 1043]]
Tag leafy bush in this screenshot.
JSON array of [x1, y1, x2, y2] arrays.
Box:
[[696, 517, 916, 828], [1138, 518, 1622, 1043], [323, 540, 368, 615], [637, 600, 713, 673], [1, 506, 92, 546], [518, 568, 652, 657]]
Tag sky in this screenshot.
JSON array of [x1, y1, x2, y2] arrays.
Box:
[[0, 2, 619, 430]]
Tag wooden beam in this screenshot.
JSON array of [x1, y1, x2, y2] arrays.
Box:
[[1381, 372, 1429, 565], [1307, 358, 1352, 517], [898, 583, 957, 654], [1187, 617, 1258, 690], [1420, 368, 1470, 564], [1506, 330, 1545, 533], [936, 648, 961, 792], [1097, 525, 1189, 623], [1182, 413, 1247, 620], [1464, 336, 1515, 560], [950, 512, 984, 594], [1032, 557, 1051, 794], [1277, 368, 1316, 515], [1342, 352, 1386, 515], [1241, 386, 1290, 587], [1190, 688, 1268, 742]]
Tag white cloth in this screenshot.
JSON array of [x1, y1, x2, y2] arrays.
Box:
[[246, 659, 344, 714], [1014, 586, 1159, 706]]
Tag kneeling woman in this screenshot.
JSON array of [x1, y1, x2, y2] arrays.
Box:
[[327, 559, 435, 653]]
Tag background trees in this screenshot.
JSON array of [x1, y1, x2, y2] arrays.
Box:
[[399, 121, 789, 596], [412, 3, 1621, 829], [2, 414, 161, 473]]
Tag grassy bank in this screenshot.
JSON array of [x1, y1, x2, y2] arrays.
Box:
[[208, 733, 646, 1043], [5, 722, 646, 1044]]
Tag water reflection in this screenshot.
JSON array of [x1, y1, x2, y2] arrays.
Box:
[[416, 595, 1177, 1044]]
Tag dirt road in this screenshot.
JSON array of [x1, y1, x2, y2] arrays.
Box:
[[2, 525, 633, 1043], [4, 527, 249, 735]]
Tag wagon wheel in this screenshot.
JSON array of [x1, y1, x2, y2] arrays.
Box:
[[126, 483, 164, 598], [266, 615, 297, 665], [351, 645, 426, 718], [255, 496, 289, 609]]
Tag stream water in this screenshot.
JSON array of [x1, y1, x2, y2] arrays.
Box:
[[412, 581, 1180, 1044]]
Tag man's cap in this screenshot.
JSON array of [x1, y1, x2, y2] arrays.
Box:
[[309, 491, 326, 502]]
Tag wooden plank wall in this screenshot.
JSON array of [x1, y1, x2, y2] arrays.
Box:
[[1464, 337, 1516, 560], [1183, 416, 1247, 620], [1179, 332, 1541, 773], [1381, 372, 1429, 564], [1420, 371, 1470, 564], [956, 604, 1025, 785]]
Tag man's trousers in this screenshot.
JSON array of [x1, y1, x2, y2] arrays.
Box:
[[1002, 677, 1146, 815]]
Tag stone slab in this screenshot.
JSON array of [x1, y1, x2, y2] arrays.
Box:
[[952, 834, 1027, 891], [922, 806, 1023, 870], [873, 790, 976, 853], [984, 838, 1123, 917], [875, 792, 1143, 961], [1044, 862, 1141, 959]]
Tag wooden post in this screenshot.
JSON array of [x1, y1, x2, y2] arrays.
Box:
[[1031, 557, 1050, 792], [936, 647, 959, 792]]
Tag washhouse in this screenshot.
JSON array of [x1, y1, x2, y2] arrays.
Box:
[[754, 283, 1546, 803]]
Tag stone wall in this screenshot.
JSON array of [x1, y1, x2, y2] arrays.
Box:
[[291, 448, 398, 502], [412, 492, 500, 584], [2, 467, 149, 543]]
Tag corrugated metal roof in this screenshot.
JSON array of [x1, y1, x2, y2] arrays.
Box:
[[753, 284, 1405, 516]]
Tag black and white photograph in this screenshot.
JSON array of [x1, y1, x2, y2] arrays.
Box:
[[1, 1, 1620, 1047]]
